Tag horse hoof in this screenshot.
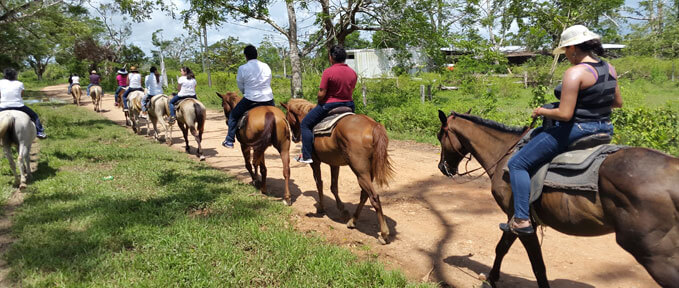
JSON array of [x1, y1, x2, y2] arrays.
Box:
[[377, 234, 389, 245], [199, 155, 206, 161], [347, 218, 356, 229], [282, 199, 291, 206]]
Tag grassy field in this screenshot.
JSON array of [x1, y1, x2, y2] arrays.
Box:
[[0, 98, 431, 287]]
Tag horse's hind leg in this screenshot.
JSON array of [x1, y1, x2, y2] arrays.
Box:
[[311, 162, 325, 215], [518, 233, 550, 287], [487, 231, 519, 286], [195, 125, 204, 161], [256, 153, 267, 194], [241, 146, 258, 187], [4, 146, 18, 188], [18, 143, 31, 188], [347, 189, 368, 229], [330, 165, 349, 219], [178, 122, 189, 153], [278, 140, 291, 206]]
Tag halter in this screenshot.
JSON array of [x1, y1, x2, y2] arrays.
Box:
[[441, 113, 537, 181]]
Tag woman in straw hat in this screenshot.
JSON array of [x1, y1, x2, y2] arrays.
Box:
[[501, 25, 623, 235]]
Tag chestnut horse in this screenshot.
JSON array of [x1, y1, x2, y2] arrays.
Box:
[[281, 99, 394, 244], [216, 92, 291, 204], [436, 110, 679, 287]]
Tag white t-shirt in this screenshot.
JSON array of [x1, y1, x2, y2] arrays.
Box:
[[236, 59, 274, 102], [71, 76, 80, 85], [145, 75, 164, 95], [0, 79, 25, 108], [177, 76, 197, 96], [128, 73, 142, 88]]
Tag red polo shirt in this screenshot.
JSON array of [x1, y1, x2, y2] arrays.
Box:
[[319, 63, 357, 104]]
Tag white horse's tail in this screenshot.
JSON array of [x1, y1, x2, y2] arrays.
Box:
[[0, 115, 14, 145]]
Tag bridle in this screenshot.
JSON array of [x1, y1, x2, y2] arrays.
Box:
[[441, 113, 537, 181]]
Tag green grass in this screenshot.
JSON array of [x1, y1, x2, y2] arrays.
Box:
[[0, 99, 431, 287]]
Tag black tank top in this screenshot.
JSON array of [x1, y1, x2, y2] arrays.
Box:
[[554, 60, 617, 123]]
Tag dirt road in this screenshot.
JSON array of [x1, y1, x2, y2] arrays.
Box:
[[41, 84, 656, 287]]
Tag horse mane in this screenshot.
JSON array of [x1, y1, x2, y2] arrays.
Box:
[[287, 98, 316, 114], [452, 112, 525, 134]]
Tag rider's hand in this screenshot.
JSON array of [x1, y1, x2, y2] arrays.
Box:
[[531, 107, 542, 119]]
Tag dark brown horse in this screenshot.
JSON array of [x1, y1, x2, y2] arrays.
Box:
[[216, 92, 291, 204], [281, 99, 395, 244], [436, 110, 679, 287]]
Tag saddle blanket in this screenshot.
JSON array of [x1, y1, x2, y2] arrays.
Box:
[[313, 112, 354, 136], [504, 144, 626, 203]]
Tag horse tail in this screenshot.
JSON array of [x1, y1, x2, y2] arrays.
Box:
[[371, 123, 394, 188], [0, 115, 15, 145], [251, 111, 275, 155], [190, 102, 205, 136]]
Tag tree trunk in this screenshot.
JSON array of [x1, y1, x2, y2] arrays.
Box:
[[202, 24, 212, 87], [320, 0, 335, 51], [286, 1, 303, 98]]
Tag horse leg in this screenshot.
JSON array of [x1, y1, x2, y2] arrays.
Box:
[[347, 189, 368, 229], [487, 231, 519, 286], [241, 146, 258, 187], [17, 143, 30, 189], [195, 123, 204, 161], [257, 153, 267, 195], [3, 146, 18, 188], [179, 122, 190, 153], [329, 165, 349, 219], [517, 233, 550, 287], [311, 162, 325, 215], [357, 174, 389, 244], [278, 140, 291, 206]]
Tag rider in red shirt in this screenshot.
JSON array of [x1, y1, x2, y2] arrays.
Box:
[[296, 45, 357, 164]]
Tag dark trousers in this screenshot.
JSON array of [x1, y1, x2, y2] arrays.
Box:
[[225, 98, 275, 143], [507, 121, 613, 220], [114, 86, 126, 102], [169, 95, 197, 117], [0, 106, 44, 133], [122, 87, 143, 109], [300, 101, 355, 159]]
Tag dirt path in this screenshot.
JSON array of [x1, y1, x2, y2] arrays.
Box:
[[41, 84, 656, 287]]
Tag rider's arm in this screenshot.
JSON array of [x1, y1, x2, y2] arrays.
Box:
[[317, 88, 327, 103], [236, 67, 245, 94], [536, 66, 580, 122], [317, 70, 329, 103]]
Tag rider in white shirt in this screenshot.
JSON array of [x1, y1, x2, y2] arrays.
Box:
[[121, 66, 143, 112], [140, 66, 163, 119], [221, 45, 275, 148], [168, 67, 197, 124], [0, 68, 46, 138], [68, 74, 80, 95]]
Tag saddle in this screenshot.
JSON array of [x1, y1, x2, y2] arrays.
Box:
[[313, 106, 355, 136], [504, 132, 626, 204]]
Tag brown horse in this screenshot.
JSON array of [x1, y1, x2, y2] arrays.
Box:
[[90, 85, 103, 112], [217, 92, 291, 204], [71, 84, 82, 106], [436, 110, 679, 287], [168, 98, 206, 161], [281, 99, 394, 244]]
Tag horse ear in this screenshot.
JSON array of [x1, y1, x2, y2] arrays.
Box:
[[280, 102, 288, 109], [215, 92, 223, 99], [438, 110, 448, 126], [466, 108, 472, 114]]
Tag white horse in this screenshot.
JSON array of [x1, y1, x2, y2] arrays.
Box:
[[0, 110, 35, 189], [146, 94, 170, 143], [127, 91, 145, 134]]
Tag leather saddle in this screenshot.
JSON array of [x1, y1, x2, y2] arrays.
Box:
[[313, 106, 355, 136]]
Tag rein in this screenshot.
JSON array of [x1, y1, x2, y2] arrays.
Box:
[[444, 116, 537, 181]]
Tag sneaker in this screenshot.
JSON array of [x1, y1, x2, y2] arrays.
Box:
[[222, 140, 234, 148], [139, 112, 148, 119], [36, 132, 47, 139], [168, 116, 176, 124], [294, 154, 313, 164]]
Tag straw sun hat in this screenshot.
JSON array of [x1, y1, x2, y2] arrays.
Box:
[[552, 25, 600, 55]]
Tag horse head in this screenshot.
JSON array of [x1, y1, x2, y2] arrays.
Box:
[[437, 110, 470, 177], [216, 92, 241, 121], [280, 99, 312, 143]]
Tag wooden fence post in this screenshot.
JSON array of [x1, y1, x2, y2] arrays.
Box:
[[362, 83, 367, 107], [672, 62, 676, 82], [523, 71, 528, 88], [427, 84, 432, 101], [420, 85, 425, 103]]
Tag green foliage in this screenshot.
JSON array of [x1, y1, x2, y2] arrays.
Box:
[[1, 102, 432, 288], [611, 106, 679, 155]]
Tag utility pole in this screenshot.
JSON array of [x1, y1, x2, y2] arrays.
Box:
[[202, 24, 212, 87]]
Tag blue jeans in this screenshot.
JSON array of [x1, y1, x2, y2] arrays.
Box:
[[142, 93, 159, 112], [300, 101, 355, 159], [114, 86, 126, 103], [0, 106, 45, 134], [87, 84, 93, 96], [121, 88, 143, 109], [507, 121, 613, 220], [169, 95, 197, 117], [225, 98, 275, 143]]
